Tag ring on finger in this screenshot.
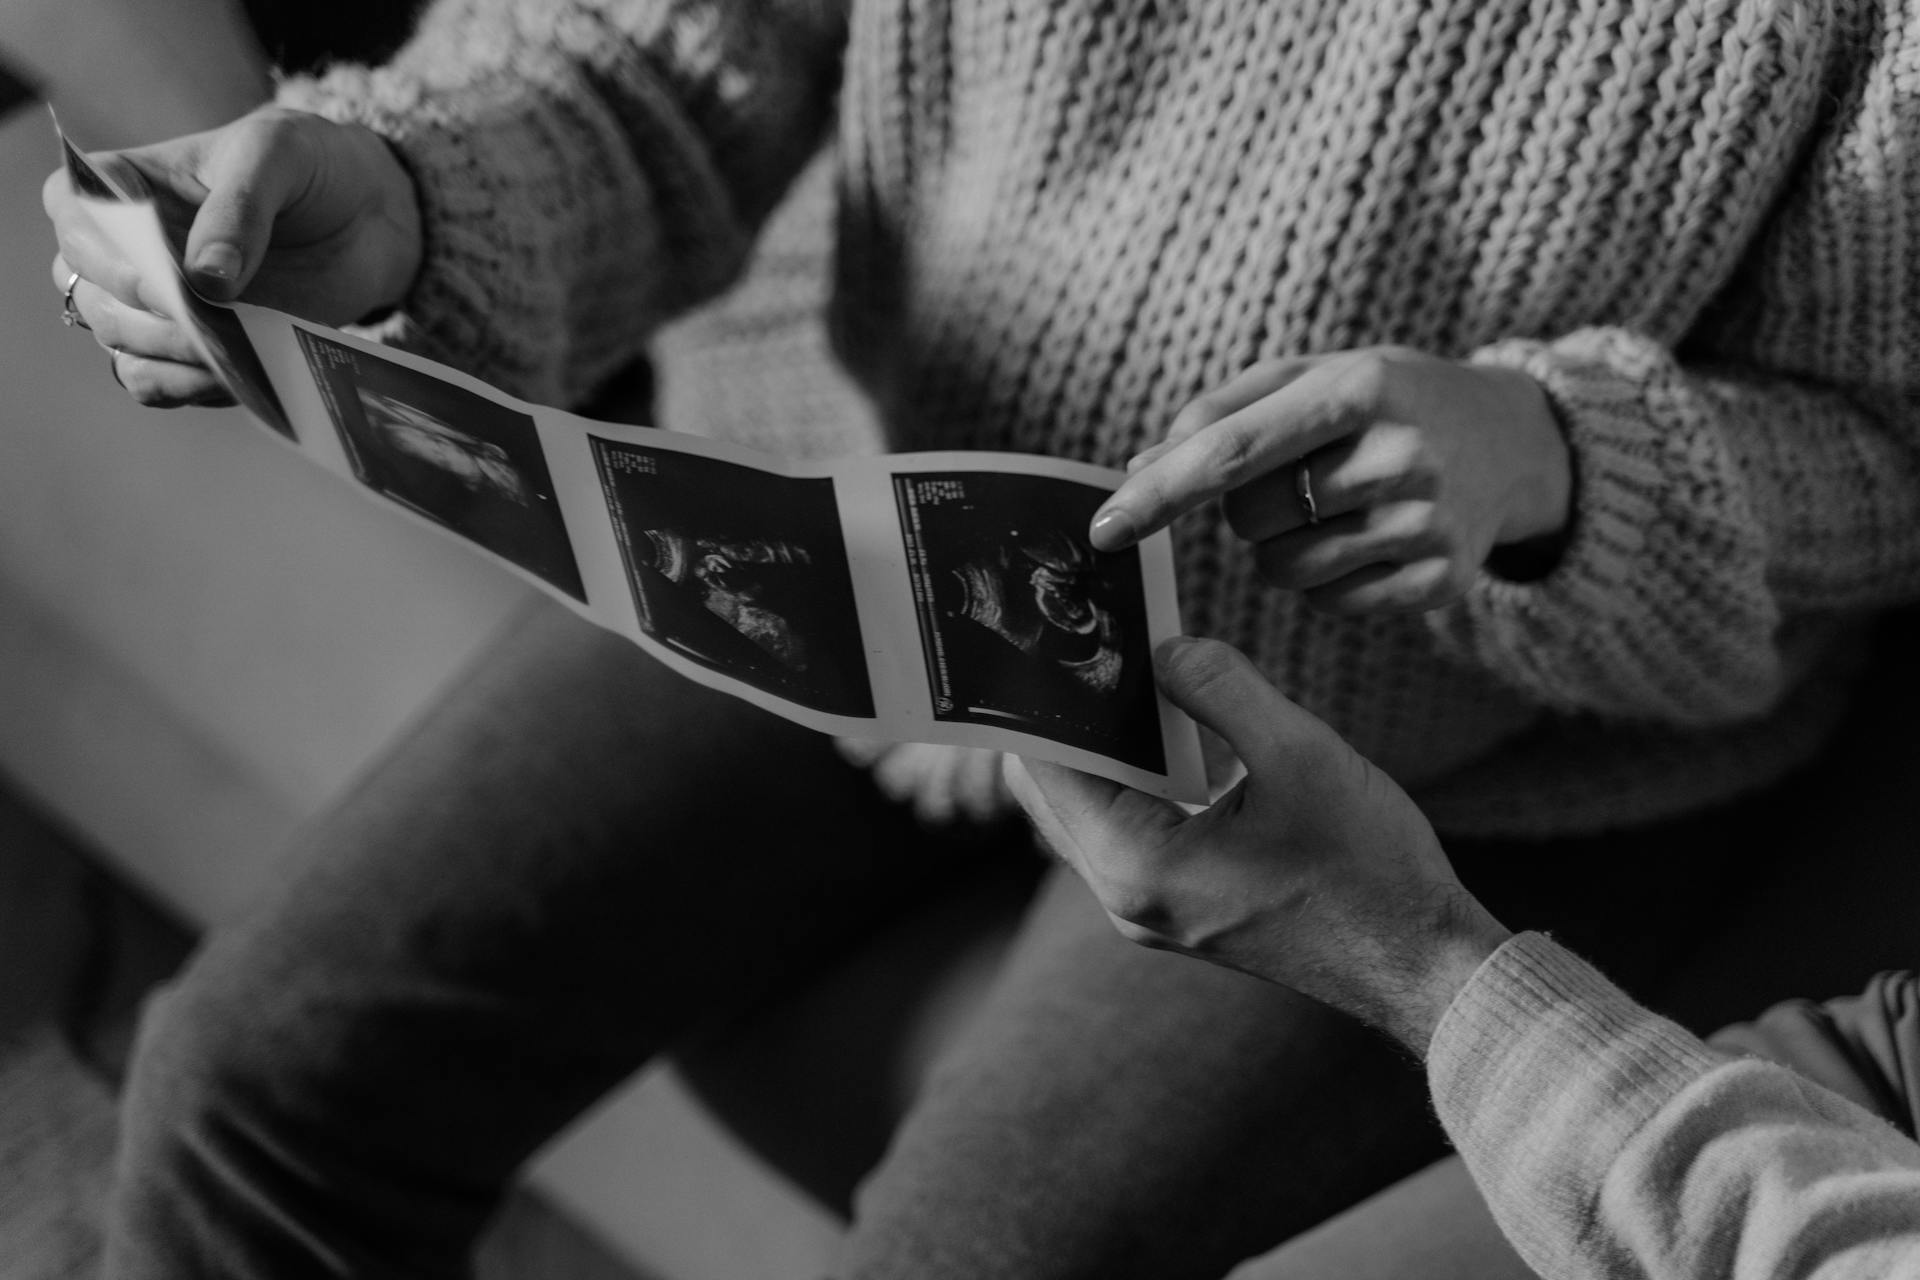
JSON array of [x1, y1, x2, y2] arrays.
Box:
[[1295, 458, 1320, 526], [61, 272, 92, 332]]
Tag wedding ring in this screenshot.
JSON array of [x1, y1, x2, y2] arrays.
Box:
[[1295, 459, 1320, 526], [61, 271, 90, 330]]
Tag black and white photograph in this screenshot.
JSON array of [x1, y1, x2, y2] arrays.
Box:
[[894, 471, 1163, 774], [296, 331, 585, 600], [592, 437, 876, 718]]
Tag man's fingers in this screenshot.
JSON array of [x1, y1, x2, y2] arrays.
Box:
[[1151, 637, 1338, 776], [1091, 362, 1369, 551], [182, 115, 312, 299], [1005, 756, 1181, 868]]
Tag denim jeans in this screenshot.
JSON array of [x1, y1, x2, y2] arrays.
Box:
[[100, 601, 1776, 1280]]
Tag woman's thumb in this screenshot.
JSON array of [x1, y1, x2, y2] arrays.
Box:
[[182, 119, 306, 301]]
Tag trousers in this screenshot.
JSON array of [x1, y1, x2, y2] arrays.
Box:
[[99, 599, 1781, 1280]]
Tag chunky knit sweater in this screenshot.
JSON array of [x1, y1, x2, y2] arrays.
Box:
[[281, 0, 1920, 837]]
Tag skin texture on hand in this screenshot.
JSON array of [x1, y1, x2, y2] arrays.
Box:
[[1089, 347, 1572, 614], [1005, 636, 1513, 1056], [44, 105, 422, 408]]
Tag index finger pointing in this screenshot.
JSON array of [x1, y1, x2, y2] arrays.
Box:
[[1091, 360, 1370, 550]]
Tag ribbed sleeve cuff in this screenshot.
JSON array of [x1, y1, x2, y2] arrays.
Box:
[[1468, 332, 1665, 612], [278, 47, 740, 407], [1428, 932, 1725, 1271], [1441, 330, 1779, 723]]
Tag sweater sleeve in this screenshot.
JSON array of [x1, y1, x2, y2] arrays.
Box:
[[275, 0, 848, 406], [1431, 6, 1920, 726], [1430, 934, 1920, 1280]]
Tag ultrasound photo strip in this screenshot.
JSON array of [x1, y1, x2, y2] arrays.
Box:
[[217, 293, 1206, 801]]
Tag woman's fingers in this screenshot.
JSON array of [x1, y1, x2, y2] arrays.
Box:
[[108, 350, 232, 408], [1153, 356, 1319, 455], [55, 254, 211, 386], [44, 176, 174, 316], [1302, 559, 1470, 616], [69, 277, 205, 365], [1092, 360, 1368, 551], [1222, 424, 1431, 543], [1252, 503, 1448, 592]]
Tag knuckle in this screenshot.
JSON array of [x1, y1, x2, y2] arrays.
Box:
[[1334, 350, 1393, 418], [115, 359, 165, 407], [1175, 392, 1230, 435], [1381, 503, 1448, 557], [1210, 420, 1260, 475], [1391, 560, 1460, 612], [1162, 634, 1242, 699], [1099, 870, 1181, 935], [1395, 433, 1437, 481], [248, 106, 308, 148]]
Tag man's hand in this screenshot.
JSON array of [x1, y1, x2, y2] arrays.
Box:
[[1005, 636, 1512, 1055], [1088, 347, 1572, 613], [45, 105, 423, 407]]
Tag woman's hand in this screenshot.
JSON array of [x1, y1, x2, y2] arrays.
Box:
[[44, 105, 422, 407], [1089, 347, 1573, 613], [1005, 636, 1512, 1055]]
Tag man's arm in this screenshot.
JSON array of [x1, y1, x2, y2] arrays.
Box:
[[1008, 636, 1920, 1280], [1434, 934, 1920, 1280]]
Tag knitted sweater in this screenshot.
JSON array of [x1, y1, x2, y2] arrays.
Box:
[[280, 0, 1920, 837], [1430, 934, 1920, 1279]]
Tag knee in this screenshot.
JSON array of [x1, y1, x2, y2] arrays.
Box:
[[118, 931, 334, 1166]]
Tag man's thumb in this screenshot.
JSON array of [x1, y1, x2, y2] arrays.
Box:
[[1005, 755, 1181, 866], [182, 122, 304, 301], [1152, 636, 1325, 775]]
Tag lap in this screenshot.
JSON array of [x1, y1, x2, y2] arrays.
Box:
[[141, 599, 1008, 1183]]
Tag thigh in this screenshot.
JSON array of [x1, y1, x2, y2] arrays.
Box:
[[138, 599, 983, 1194], [840, 862, 1443, 1280]]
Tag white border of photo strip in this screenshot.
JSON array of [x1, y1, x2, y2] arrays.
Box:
[[240, 308, 1207, 803], [64, 150, 1204, 802]]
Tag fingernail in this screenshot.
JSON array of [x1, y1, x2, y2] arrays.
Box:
[[1125, 452, 1153, 473], [1090, 506, 1137, 549], [192, 244, 242, 284]]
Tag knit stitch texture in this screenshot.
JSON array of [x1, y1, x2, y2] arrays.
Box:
[[281, 0, 1920, 836], [1430, 933, 1920, 1279]]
